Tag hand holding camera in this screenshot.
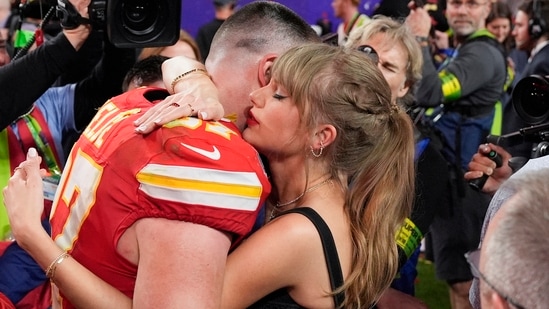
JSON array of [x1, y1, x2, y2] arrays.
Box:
[[57, 0, 180, 47], [465, 144, 512, 195]]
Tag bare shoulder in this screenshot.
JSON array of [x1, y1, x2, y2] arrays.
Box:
[[268, 211, 324, 240]]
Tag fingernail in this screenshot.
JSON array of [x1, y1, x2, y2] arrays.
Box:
[[486, 168, 493, 175], [154, 118, 162, 124], [135, 125, 146, 132], [200, 112, 207, 119], [28, 148, 37, 157]]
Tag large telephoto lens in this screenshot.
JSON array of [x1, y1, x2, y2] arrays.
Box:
[[106, 0, 180, 48], [512, 75, 549, 125], [122, 0, 159, 35]]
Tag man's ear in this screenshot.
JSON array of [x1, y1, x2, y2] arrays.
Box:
[[490, 290, 512, 309], [398, 80, 411, 99], [258, 53, 278, 87]]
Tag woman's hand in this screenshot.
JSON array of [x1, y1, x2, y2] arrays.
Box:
[[3, 148, 49, 250], [134, 56, 224, 134]]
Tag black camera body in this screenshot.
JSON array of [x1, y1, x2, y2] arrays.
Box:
[[512, 75, 549, 126], [487, 75, 549, 158], [58, 0, 180, 48]]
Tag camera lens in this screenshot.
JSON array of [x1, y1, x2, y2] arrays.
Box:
[[107, 0, 180, 48], [512, 75, 549, 125], [121, 0, 159, 35]]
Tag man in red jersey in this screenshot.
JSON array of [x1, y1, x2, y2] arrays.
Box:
[[2, 2, 320, 308], [48, 85, 271, 308]]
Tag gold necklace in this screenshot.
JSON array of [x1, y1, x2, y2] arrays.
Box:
[[269, 177, 332, 221]]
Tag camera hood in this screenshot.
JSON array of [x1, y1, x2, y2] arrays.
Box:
[[512, 74, 549, 125]]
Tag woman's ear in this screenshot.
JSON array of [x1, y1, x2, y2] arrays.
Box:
[[258, 53, 278, 86], [312, 124, 337, 149]]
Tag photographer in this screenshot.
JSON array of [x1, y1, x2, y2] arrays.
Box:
[[464, 144, 549, 309], [0, 0, 91, 129], [465, 72, 549, 309], [501, 0, 549, 158]]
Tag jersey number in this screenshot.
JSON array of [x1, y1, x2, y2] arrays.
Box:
[[50, 149, 103, 251]]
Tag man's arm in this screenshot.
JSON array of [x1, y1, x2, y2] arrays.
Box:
[[133, 218, 231, 308], [0, 30, 89, 129], [405, 4, 443, 107], [0, 0, 91, 130]]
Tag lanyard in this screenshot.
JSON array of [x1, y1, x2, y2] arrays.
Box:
[[437, 48, 459, 72], [20, 113, 62, 177], [344, 12, 361, 36]]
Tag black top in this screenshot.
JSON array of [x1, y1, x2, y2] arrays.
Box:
[[248, 207, 344, 309]]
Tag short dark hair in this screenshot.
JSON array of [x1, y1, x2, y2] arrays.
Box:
[[213, 1, 320, 55], [122, 55, 169, 92]]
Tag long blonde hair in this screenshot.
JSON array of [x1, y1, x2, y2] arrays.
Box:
[[273, 43, 415, 308]]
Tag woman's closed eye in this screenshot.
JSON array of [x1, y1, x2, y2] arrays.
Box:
[[273, 93, 288, 100]]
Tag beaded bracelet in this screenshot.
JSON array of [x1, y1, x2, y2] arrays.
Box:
[[170, 68, 209, 94], [45, 252, 70, 281]]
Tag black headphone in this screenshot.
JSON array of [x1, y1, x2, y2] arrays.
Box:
[[528, 0, 548, 39]]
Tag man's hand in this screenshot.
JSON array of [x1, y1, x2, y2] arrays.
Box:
[[433, 30, 449, 50], [62, 0, 92, 50], [464, 143, 513, 195], [406, 1, 432, 39]]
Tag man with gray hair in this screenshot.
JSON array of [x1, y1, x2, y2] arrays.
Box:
[[466, 168, 549, 309]]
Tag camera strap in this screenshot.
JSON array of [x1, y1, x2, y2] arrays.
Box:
[[57, 0, 91, 30]]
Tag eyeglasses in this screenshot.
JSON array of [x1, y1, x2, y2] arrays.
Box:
[[448, 1, 487, 10], [357, 45, 379, 64], [465, 249, 526, 309]]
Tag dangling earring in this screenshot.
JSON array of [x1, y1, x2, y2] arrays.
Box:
[[310, 141, 324, 158]]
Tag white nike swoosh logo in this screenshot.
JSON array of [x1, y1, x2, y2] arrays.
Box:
[[181, 143, 221, 160]]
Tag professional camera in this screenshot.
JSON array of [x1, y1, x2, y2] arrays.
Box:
[[57, 0, 180, 48], [512, 75, 549, 125], [487, 75, 549, 158]]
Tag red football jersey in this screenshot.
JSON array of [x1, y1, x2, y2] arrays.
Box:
[[49, 88, 271, 306]]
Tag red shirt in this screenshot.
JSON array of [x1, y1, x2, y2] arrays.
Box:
[[50, 88, 271, 306]]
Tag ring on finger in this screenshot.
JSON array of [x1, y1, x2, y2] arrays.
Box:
[[187, 103, 195, 113]]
